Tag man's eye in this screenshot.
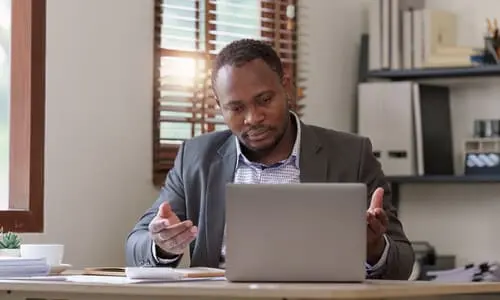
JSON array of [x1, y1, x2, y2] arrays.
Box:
[[230, 106, 243, 113]]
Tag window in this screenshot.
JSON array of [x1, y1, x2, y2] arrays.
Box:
[[0, 0, 10, 209], [0, 0, 46, 232], [153, 0, 303, 185]]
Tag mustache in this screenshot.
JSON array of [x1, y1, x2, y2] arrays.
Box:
[[243, 126, 272, 137]]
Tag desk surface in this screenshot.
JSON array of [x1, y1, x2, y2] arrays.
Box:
[[2, 278, 500, 299]]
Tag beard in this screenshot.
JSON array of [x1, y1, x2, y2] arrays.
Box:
[[239, 112, 291, 156]]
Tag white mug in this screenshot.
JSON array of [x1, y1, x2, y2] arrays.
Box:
[[20, 244, 64, 266]]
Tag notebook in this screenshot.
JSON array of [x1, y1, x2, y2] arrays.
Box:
[[83, 267, 225, 279]]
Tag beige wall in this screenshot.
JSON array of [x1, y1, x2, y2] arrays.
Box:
[[300, 0, 500, 267], [398, 0, 500, 267], [19, 0, 500, 269], [19, 0, 159, 268], [299, 0, 371, 132]]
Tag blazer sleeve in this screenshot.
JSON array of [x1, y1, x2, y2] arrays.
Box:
[[358, 137, 415, 280], [125, 142, 188, 268]]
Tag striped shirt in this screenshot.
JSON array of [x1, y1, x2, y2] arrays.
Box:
[[220, 112, 302, 264]]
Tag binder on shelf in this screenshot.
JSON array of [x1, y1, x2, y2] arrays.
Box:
[[358, 82, 417, 175], [357, 81, 454, 176], [368, 0, 472, 71], [417, 84, 454, 175]]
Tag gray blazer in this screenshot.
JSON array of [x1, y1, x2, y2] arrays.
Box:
[[125, 122, 415, 280]]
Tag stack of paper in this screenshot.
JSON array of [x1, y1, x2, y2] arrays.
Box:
[[83, 266, 225, 280], [0, 266, 226, 284], [0, 257, 50, 278], [125, 267, 225, 281], [428, 262, 500, 282]]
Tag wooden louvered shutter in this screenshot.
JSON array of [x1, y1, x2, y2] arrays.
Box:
[[153, 0, 303, 186], [260, 0, 304, 115]]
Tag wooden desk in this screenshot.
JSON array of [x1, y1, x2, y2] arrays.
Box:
[[2, 278, 500, 300]]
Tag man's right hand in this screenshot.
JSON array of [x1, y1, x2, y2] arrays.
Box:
[[149, 202, 198, 256]]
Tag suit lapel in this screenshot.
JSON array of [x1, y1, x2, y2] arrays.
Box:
[[299, 123, 329, 182], [204, 137, 236, 267], [202, 123, 328, 266]]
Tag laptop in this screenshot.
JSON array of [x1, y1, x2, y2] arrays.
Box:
[[224, 183, 367, 282]]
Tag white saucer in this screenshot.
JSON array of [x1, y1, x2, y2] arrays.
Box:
[[49, 264, 72, 275]]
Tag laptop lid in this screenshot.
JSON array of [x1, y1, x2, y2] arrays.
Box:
[[224, 183, 367, 282]]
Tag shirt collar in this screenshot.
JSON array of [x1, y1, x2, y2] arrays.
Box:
[[234, 111, 301, 168]]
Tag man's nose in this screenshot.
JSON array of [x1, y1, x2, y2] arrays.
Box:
[[244, 107, 264, 125]]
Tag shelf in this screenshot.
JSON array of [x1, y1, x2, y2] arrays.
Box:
[[366, 65, 500, 85], [386, 175, 500, 184], [386, 175, 500, 211]]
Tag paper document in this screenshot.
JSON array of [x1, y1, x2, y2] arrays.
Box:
[[0, 266, 226, 284], [0, 275, 226, 284], [0, 257, 50, 278], [428, 262, 500, 282], [0, 276, 67, 282], [125, 267, 225, 280], [67, 275, 226, 284]]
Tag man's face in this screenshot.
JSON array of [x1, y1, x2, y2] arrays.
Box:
[[214, 59, 291, 152]]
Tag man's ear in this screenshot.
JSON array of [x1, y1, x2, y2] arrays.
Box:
[[281, 74, 293, 102], [281, 73, 291, 90], [211, 86, 220, 107]]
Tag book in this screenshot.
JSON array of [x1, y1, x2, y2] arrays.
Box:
[[83, 266, 225, 279], [0, 257, 50, 278]]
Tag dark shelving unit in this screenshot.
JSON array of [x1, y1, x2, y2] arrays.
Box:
[[355, 35, 500, 213], [387, 175, 500, 183], [386, 175, 500, 212], [367, 65, 500, 81]]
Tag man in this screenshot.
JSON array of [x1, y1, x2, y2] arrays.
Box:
[[126, 39, 415, 280]]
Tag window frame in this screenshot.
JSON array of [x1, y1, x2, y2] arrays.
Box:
[[0, 0, 46, 233]]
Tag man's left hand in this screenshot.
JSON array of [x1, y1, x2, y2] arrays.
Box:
[[366, 187, 389, 264]]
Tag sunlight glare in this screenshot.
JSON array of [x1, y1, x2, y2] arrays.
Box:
[[0, 0, 10, 31], [164, 57, 204, 87]]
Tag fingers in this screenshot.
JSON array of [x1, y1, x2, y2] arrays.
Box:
[[148, 202, 181, 233], [373, 208, 389, 227], [149, 218, 170, 233], [157, 220, 193, 240], [367, 187, 388, 231], [149, 201, 196, 255], [165, 230, 197, 254], [367, 214, 384, 235], [158, 202, 181, 225], [368, 187, 384, 211], [366, 208, 388, 243], [157, 225, 198, 255], [367, 208, 388, 228]]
